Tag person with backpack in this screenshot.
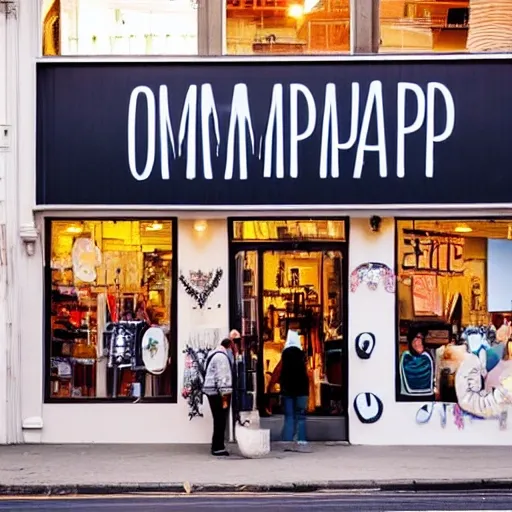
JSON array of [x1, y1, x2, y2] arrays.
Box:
[[203, 338, 234, 456]]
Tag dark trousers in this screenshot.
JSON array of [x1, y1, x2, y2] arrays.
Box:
[[207, 394, 231, 453]]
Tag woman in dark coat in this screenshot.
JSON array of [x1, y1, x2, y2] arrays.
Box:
[[279, 330, 310, 452]]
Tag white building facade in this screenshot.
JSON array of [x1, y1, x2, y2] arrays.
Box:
[[3, 0, 512, 446]]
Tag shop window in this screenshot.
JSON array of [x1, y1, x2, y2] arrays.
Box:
[[232, 220, 346, 242], [396, 219, 512, 410], [225, 0, 350, 55], [42, 0, 198, 56], [380, 1, 512, 53], [47, 219, 176, 401]]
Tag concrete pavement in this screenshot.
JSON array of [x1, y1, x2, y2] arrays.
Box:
[[0, 443, 511, 495]]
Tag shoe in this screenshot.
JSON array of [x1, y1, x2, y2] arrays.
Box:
[[282, 442, 295, 452], [295, 442, 312, 453], [212, 449, 230, 457]]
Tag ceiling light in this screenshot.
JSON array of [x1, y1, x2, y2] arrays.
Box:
[[146, 222, 163, 232], [288, 4, 304, 18], [193, 220, 208, 233], [454, 224, 472, 233], [66, 225, 83, 234]]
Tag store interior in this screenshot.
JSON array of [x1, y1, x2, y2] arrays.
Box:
[[397, 219, 512, 402], [48, 220, 174, 400], [232, 220, 346, 417], [42, 0, 198, 56]]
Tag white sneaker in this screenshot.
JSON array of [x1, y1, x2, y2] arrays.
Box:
[[295, 442, 312, 453]]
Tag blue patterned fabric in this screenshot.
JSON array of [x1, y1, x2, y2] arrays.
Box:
[[400, 351, 434, 396]]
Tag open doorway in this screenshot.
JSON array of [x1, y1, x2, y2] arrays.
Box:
[[229, 219, 348, 441]]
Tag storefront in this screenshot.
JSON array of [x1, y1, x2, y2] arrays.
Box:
[[20, 55, 512, 445]]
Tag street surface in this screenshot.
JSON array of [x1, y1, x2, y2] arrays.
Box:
[[1, 491, 512, 511]]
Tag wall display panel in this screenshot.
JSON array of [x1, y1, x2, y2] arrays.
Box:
[[42, 0, 198, 56], [46, 219, 177, 402]]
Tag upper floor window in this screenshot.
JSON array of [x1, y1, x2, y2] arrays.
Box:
[[226, 0, 351, 55], [380, 0, 512, 53], [42, 0, 198, 56]]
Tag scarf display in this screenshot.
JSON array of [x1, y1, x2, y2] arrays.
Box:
[[182, 346, 212, 420], [181, 328, 222, 419]]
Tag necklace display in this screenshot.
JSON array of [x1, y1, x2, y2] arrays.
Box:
[[179, 268, 223, 309]]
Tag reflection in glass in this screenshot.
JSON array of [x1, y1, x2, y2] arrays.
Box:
[[233, 220, 346, 242], [262, 250, 343, 416], [226, 0, 350, 55], [42, 0, 198, 56], [48, 220, 175, 400], [234, 251, 260, 412], [380, 0, 512, 53]]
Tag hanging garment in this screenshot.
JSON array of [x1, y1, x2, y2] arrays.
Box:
[[181, 346, 211, 420], [72, 238, 102, 284], [400, 351, 434, 397]]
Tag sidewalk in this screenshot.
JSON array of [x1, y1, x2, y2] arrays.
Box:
[[0, 443, 511, 495]]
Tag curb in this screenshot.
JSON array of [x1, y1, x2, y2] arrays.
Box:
[[1, 479, 512, 496]]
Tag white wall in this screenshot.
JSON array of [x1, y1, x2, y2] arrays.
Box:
[[348, 218, 512, 445], [39, 218, 229, 443], [0, 0, 41, 445]]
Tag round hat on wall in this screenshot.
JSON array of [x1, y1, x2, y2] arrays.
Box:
[[353, 392, 384, 424], [355, 332, 376, 360]]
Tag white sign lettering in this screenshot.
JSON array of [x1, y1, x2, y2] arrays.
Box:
[[127, 80, 456, 181]]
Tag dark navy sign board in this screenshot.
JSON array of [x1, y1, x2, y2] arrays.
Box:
[[37, 60, 512, 206]]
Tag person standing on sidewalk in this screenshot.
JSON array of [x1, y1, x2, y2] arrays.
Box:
[[279, 330, 311, 453], [203, 338, 234, 456]]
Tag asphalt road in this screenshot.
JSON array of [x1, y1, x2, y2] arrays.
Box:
[[1, 491, 512, 511]]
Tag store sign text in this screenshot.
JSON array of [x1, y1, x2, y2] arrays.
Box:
[[127, 81, 455, 181]]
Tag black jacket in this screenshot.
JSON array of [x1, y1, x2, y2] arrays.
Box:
[[279, 346, 309, 397]]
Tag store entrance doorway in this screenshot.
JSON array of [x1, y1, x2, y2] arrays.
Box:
[[230, 219, 348, 442], [261, 250, 344, 419]]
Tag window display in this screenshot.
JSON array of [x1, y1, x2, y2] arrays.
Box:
[[226, 0, 350, 55], [42, 0, 198, 56], [47, 219, 176, 401], [396, 219, 512, 407]]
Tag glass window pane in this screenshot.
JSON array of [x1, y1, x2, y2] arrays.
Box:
[[380, 1, 512, 53], [396, 219, 512, 409], [48, 219, 175, 400], [226, 0, 350, 55], [42, 0, 198, 56], [233, 251, 260, 412], [232, 220, 346, 242]]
